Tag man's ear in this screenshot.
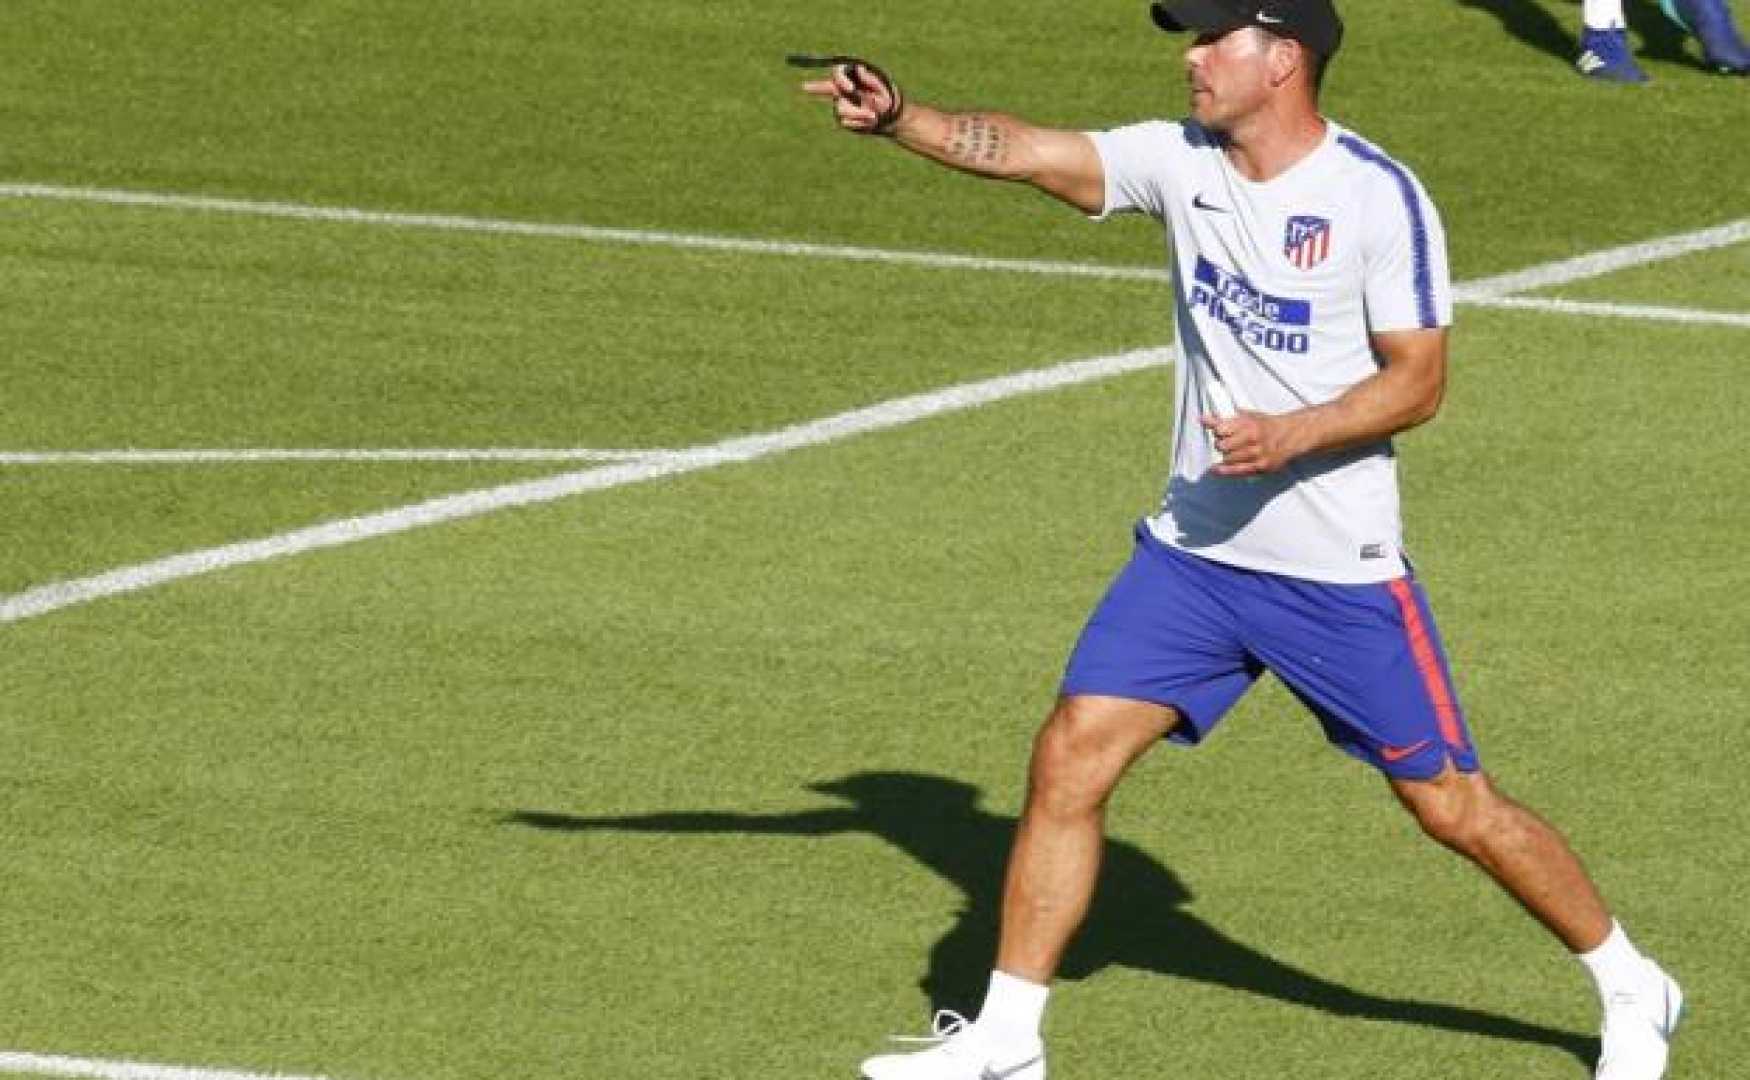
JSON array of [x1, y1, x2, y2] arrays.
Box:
[[1267, 38, 1302, 88]]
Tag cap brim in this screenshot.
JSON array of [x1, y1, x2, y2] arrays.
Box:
[[1149, 0, 1251, 34]]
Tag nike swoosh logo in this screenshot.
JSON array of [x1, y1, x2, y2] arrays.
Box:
[[1192, 193, 1229, 213], [1256, 12, 1284, 24], [1380, 739, 1432, 763], [980, 1054, 1044, 1080]]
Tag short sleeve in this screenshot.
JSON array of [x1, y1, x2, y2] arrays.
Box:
[[1087, 121, 1183, 222], [1360, 167, 1454, 332]]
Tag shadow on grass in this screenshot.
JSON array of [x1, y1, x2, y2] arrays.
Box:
[[507, 770, 1593, 1068], [1453, 0, 1696, 68]]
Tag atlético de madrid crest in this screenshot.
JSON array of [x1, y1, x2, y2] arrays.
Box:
[[1284, 215, 1333, 270]]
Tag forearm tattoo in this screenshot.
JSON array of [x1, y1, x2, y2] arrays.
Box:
[[946, 113, 1010, 171]]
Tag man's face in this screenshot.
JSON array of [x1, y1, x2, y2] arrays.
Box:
[[1184, 26, 1281, 130]]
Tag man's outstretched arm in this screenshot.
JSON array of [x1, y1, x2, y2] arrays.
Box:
[[800, 60, 1106, 215]]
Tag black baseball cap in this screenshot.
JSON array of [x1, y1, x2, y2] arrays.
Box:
[[1149, 0, 1344, 59]]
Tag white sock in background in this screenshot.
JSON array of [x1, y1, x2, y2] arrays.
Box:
[[1584, 0, 1628, 30]]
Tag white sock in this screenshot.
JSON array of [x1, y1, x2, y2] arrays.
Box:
[[1583, 0, 1627, 30], [976, 970, 1049, 1046], [1577, 921, 1651, 1003]]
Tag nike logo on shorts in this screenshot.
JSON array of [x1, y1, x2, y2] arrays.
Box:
[[1380, 739, 1433, 763]]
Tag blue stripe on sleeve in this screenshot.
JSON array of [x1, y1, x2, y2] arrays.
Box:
[[1336, 134, 1438, 329]]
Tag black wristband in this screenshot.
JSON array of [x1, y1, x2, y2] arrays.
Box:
[[786, 53, 906, 134]]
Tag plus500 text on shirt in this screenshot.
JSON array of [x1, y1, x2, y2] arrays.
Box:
[[1091, 119, 1454, 584]]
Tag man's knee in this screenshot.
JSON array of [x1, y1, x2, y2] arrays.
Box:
[[1396, 768, 1501, 856], [1027, 696, 1175, 818]]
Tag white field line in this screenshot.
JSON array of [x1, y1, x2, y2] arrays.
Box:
[[0, 448, 685, 465], [0, 183, 1172, 284], [2, 183, 1744, 323], [0, 347, 1173, 625], [1464, 294, 1750, 329], [5, 267, 1735, 469], [3, 196, 1746, 624], [1455, 218, 1750, 300], [4, 191, 1745, 472], [0, 1051, 326, 1080]]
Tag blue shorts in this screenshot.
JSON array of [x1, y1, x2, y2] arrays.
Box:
[[1060, 525, 1479, 781]]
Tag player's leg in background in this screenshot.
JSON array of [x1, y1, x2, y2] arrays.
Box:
[[1577, 0, 1651, 81], [1660, 0, 1750, 73], [1389, 766, 1683, 1080]]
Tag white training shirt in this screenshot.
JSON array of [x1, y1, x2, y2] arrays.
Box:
[[1091, 118, 1453, 584]]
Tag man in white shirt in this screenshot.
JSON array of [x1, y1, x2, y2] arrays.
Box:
[[798, 3, 1681, 1078]]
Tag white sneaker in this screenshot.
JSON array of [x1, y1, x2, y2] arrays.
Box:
[[860, 1011, 1046, 1080], [1596, 964, 1684, 1080]]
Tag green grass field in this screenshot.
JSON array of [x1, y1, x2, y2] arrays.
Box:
[[3, 2, 1747, 1079]]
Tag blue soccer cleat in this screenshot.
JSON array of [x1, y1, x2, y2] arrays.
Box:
[[1660, 0, 1750, 74], [1576, 27, 1651, 82]]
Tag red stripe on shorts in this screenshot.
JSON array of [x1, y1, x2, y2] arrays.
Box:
[[1387, 578, 1467, 751]]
